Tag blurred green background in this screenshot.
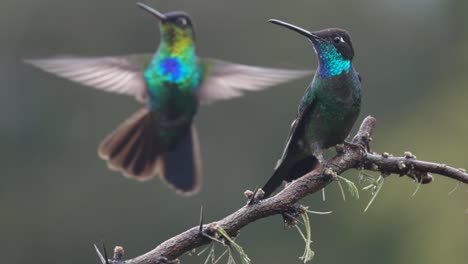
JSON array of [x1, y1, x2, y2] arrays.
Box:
[[1, 0, 467, 263]]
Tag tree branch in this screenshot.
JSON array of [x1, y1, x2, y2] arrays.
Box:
[[98, 116, 468, 264]]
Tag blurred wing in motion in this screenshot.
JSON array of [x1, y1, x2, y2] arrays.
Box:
[[197, 58, 312, 104], [24, 54, 152, 102]]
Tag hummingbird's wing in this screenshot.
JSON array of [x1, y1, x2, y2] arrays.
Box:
[[197, 58, 311, 104], [24, 54, 152, 102], [277, 88, 317, 167], [262, 90, 318, 197]]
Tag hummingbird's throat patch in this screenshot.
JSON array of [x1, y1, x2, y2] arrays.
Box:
[[160, 25, 194, 56], [317, 44, 351, 77]]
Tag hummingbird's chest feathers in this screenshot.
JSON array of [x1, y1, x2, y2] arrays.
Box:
[[302, 71, 361, 147], [144, 57, 202, 123], [144, 46, 203, 113], [145, 55, 202, 91]]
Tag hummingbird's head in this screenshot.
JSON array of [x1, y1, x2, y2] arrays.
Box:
[[308, 28, 354, 61], [138, 3, 195, 48], [269, 19, 354, 77]]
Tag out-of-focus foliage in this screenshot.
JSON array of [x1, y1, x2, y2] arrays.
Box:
[[1, 0, 467, 263]]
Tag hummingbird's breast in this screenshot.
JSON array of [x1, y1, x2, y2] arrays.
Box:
[[142, 48, 203, 133], [303, 68, 361, 148]]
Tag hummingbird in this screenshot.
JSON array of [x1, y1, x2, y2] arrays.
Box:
[[24, 4, 309, 195], [261, 19, 361, 198]]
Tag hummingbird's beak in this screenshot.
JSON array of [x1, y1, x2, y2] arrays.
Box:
[[137, 3, 167, 21], [269, 19, 321, 42]]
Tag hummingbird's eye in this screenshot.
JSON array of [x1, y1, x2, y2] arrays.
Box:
[[177, 17, 188, 26], [333, 36, 343, 45]]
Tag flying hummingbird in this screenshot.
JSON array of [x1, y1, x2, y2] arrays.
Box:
[[24, 4, 309, 195], [262, 19, 361, 198]]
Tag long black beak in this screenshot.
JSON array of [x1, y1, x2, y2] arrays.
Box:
[[137, 2, 167, 21], [269, 19, 321, 41]]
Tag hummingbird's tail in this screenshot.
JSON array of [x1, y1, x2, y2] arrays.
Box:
[[262, 156, 318, 198], [159, 125, 202, 195], [98, 108, 162, 180], [98, 108, 202, 195]]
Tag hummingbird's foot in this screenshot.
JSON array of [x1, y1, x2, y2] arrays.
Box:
[[245, 187, 265, 205], [314, 151, 326, 165], [313, 152, 333, 176], [317, 158, 337, 179]]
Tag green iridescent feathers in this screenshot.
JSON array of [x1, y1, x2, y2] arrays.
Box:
[[316, 42, 351, 77], [262, 21, 361, 198], [145, 22, 202, 95]]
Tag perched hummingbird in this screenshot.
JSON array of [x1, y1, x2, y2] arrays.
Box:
[[24, 4, 309, 195], [262, 19, 361, 198]]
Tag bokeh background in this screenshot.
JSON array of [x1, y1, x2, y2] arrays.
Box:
[[2, 0, 468, 263]]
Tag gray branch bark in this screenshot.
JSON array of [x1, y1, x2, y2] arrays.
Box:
[[96, 116, 468, 264]]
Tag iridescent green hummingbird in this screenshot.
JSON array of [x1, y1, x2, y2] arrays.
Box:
[[25, 4, 309, 195], [262, 19, 361, 198]]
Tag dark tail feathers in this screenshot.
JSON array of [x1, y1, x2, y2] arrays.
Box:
[[99, 108, 161, 179], [160, 125, 202, 195], [98, 109, 202, 195], [262, 156, 318, 198]]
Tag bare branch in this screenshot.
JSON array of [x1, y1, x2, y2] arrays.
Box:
[[101, 116, 467, 264], [365, 153, 468, 184]]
